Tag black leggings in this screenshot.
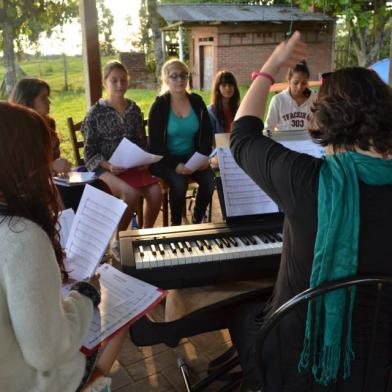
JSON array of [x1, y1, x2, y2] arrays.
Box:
[[150, 160, 214, 225]]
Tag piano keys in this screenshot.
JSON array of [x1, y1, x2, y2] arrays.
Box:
[[120, 217, 283, 289]]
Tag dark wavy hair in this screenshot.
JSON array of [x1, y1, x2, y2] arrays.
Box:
[[211, 70, 240, 128], [287, 60, 310, 80], [0, 102, 66, 279], [309, 67, 392, 154], [9, 77, 50, 108]]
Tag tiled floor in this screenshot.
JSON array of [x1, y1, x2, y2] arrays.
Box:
[[108, 190, 242, 391]]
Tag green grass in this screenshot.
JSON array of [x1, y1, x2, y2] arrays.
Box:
[[1, 56, 264, 165]]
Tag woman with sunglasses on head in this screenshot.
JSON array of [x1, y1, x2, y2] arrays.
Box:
[[208, 70, 240, 133], [264, 60, 316, 132], [229, 32, 392, 391], [148, 59, 214, 225]]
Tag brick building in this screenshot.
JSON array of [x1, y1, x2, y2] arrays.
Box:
[[119, 52, 156, 89], [157, 4, 335, 90]]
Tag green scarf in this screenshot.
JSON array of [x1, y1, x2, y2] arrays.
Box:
[[298, 151, 392, 385]]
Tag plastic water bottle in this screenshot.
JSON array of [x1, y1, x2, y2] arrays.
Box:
[[131, 212, 138, 230]]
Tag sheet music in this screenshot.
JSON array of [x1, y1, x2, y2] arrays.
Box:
[[109, 137, 163, 168], [58, 208, 75, 249], [82, 264, 166, 352], [184, 152, 209, 172], [217, 147, 279, 217], [271, 130, 324, 158], [65, 185, 127, 281]]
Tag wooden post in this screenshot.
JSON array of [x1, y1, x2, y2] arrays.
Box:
[[79, 0, 102, 107], [179, 26, 184, 62]]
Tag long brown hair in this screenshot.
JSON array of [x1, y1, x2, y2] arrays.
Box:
[[211, 70, 240, 128], [0, 102, 66, 277], [9, 77, 50, 108]]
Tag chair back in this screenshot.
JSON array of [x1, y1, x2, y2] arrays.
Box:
[[67, 117, 84, 166], [256, 275, 392, 392]]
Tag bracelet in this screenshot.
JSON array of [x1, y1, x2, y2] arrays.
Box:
[[70, 281, 101, 307], [251, 71, 275, 84]]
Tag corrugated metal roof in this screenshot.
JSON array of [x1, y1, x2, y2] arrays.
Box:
[[157, 4, 333, 23]]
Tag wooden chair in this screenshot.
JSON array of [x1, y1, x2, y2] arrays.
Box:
[[67, 117, 84, 167], [66, 116, 144, 228], [178, 275, 392, 391]]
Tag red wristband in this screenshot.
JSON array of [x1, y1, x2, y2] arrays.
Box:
[[251, 71, 275, 84]]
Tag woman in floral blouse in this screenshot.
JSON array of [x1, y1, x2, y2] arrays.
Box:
[[82, 61, 162, 257]]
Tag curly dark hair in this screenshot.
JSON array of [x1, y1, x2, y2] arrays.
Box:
[[211, 70, 240, 128], [0, 102, 66, 280], [309, 67, 392, 155]]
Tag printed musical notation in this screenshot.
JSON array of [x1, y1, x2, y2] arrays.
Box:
[[217, 147, 279, 217], [82, 264, 166, 354], [65, 185, 127, 281]]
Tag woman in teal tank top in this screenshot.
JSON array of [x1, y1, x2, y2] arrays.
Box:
[[149, 59, 214, 225]]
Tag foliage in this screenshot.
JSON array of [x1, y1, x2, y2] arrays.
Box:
[[0, 0, 78, 47], [96, 0, 116, 56], [0, 0, 79, 93], [296, 0, 392, 67]]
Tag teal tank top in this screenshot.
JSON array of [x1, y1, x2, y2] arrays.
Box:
[[167, 107, 199, 155]]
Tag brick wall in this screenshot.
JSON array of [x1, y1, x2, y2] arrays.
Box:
[[190, 22, 334, 89], [119, 52, 156, 89]]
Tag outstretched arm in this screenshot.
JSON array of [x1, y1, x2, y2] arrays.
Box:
[[235, 31, 307, 121]]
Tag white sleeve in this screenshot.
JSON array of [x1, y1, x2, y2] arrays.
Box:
[[3, 221, 93, 371], [264, 94, 280, 131]]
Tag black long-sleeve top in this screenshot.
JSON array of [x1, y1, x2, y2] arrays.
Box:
[[230, 115, 392, 390], [148, 92, 213, 169]]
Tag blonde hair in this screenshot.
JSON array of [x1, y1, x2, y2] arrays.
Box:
[[160, 59, 189, 94]]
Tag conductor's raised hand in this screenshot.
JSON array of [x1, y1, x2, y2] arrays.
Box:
[[262, 31, 308, 77]]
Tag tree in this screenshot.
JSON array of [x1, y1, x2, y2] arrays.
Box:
[[0, 0, 78, 95], [297, 0, 392, 67], [96, 0, 116, 56]]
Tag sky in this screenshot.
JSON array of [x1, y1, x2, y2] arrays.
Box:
[[36, 0, 142, 55]]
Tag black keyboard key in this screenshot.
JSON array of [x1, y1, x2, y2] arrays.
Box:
[[177, 241, 185, 253], [184, 241, 192, 252], [221, 237, 231, 248], [228, 236, 238, 247], [138, 245, 144, 256], [150, 244, 157, 255], [240, 236, 250, 245], [170, 242, 177, 253], [158, 243, 165, 255], [214, 238, 224, 248], [196, 240, 204, 250]]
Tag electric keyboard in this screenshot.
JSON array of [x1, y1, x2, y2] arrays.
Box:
[[120, 217, 283, 289]]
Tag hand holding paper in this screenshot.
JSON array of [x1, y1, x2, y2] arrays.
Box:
[[184, 152, 210, 173], [109, 138, 162, 169]]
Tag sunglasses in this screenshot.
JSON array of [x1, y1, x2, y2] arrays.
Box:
[[168, 72, 189, 81]]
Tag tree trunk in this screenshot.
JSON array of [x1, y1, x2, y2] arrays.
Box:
[[2, 20, 17, 95], [147, 0, 164, 81]]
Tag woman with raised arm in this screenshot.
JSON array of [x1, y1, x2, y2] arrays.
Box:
[[208, 70, 240, 133], [82, 61, 162, 258], [148, 59, 214, 225], [264, 60, 316, 132], [229, 32, 392, 391]]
